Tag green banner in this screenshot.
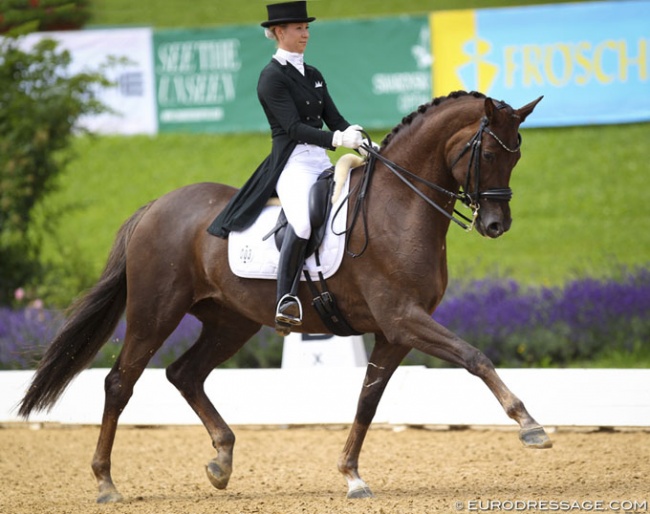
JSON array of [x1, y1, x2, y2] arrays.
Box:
[[308, 16, 430, 130], [154, 26, 267, 133], [153, 15, 430, 133]]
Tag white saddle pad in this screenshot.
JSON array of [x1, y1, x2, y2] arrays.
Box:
[[228, 174, 350, 281]]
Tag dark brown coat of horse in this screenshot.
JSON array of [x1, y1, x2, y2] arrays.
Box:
[[19, 91, 550, 503]]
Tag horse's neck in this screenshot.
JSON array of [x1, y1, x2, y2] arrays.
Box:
[[376, 137, 458, 242], [362, 160, 455, 269]]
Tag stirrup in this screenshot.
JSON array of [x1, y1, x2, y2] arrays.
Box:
[[275, 294, 303, 326]]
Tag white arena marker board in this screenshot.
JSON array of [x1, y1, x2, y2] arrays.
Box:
[[281, 333, 368, 368], [2, 369, 648, 427]]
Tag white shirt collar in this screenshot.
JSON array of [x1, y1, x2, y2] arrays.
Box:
[[273, 48, 305, 76]]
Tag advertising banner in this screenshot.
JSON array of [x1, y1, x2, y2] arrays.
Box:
[[15, 2, 647, 135], [21, 28, 157, 134], [153, 26, 268, 133], [153, 16, 430, 133], [431, 1, 650, 127], [308, 16, 431, 131]]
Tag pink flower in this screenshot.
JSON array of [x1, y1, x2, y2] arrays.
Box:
[[14, 288, 25, 302]]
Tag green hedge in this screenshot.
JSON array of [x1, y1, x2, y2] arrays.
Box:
[[0, 0, 90, 34]]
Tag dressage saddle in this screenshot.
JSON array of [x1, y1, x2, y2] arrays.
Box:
[[263, 167, 334, 256], [263, 168, 361, 337]]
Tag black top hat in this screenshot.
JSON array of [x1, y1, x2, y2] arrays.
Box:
[[261, 1, 315, 28]]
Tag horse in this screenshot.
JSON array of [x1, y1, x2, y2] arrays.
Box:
[[19, 90, 550, 503]]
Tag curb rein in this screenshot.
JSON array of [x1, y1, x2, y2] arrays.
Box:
[[335, 118, 521, 257]]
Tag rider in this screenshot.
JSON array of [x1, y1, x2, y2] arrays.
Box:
[[207, 1, 364, 333]]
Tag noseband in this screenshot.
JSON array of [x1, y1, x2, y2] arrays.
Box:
[[359, 117, 520, 232]]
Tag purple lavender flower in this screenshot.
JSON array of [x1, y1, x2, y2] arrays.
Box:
[[2, 266, 649, 369], [426, 266, 650, 367], [0, 307, 62, 369]]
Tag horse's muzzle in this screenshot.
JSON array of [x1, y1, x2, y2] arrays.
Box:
[[476, 206, 512, 238]]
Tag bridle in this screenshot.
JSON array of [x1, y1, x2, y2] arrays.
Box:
[[366, 117, 521, 230], [450, 116, 521, 211], [335, 117, 521, 257]]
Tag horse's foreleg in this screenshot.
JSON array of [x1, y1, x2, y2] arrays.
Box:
[[166, 311, 261, 492], [406, 314, 552, 449], [339, 334, 410, 499]]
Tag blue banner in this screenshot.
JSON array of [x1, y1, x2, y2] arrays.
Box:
[[432, 1, 650, 127]]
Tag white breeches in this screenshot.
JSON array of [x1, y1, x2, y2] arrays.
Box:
[[276, 143, 333, 240]]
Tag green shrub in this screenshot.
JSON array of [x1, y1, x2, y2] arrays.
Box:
[[0, 36, 113, 305], [0, 1, 90, 35]]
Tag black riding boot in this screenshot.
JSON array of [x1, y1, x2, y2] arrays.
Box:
[[275, 226, 308, 334]]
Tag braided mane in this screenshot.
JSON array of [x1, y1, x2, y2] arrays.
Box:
[[380, 90, 487, 149]]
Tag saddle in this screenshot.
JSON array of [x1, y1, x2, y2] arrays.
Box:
[[263, 167, 362, 337], [263, 168, 335, 257]]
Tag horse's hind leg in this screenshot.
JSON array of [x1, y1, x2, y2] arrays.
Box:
[[91, 307, 187, 503], [338, 334, 410, 499], [166, 305, 261, 492]]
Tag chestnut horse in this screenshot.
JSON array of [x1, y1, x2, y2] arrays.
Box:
[[19, 91, 550, 503]]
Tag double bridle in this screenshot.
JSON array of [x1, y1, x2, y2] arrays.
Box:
[[362, 117, 521, 231], [336, 117, 521, 257]]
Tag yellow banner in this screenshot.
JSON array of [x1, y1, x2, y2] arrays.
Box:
[[431, 10, 498, 96]]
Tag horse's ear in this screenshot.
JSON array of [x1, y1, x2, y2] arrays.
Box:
[[516, 96, 544, 123], [484, 97, 496, 121]]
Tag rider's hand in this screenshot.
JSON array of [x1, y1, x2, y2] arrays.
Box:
[[359, 139, 380, 158], [332, 124, 363, 149]]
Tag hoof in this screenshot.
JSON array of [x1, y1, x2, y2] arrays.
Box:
[[346, 478, 374, 499], [206, 460, 231, 490], [96, 490, 123, 504], [348, 485, 374, 499], [519, 426, 553, 449]]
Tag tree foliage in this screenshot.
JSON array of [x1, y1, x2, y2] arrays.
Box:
[[1, 1, 90, 36], [0, 36, 112, 305]]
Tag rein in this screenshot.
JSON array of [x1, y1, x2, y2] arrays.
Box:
[[335, 118, 520, 257]]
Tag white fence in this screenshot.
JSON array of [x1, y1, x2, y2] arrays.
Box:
[[2, 368, 648, 428]]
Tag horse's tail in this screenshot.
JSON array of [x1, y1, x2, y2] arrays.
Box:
[[18, 202, 153, 418]]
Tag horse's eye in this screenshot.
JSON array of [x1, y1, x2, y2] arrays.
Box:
[[483, 150, 495, 161]]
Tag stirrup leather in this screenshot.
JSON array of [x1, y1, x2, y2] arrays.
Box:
[[275, 294, 303, 325]]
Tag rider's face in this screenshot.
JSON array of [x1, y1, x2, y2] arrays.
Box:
[[276, 23, 310, 54]]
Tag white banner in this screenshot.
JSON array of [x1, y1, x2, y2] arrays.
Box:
[[21, 28, 157, 135]]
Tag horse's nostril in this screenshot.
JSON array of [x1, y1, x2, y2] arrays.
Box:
[[488, 222, 504, 237]]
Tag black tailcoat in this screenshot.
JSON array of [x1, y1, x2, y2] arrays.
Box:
[[207, 58, 350, 238]]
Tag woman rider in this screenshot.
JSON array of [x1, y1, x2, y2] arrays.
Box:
[[208, 1, 364, 333]]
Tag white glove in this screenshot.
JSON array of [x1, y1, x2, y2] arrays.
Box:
[[332, 124, 363, 149], [359, 138, 380, 158]]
